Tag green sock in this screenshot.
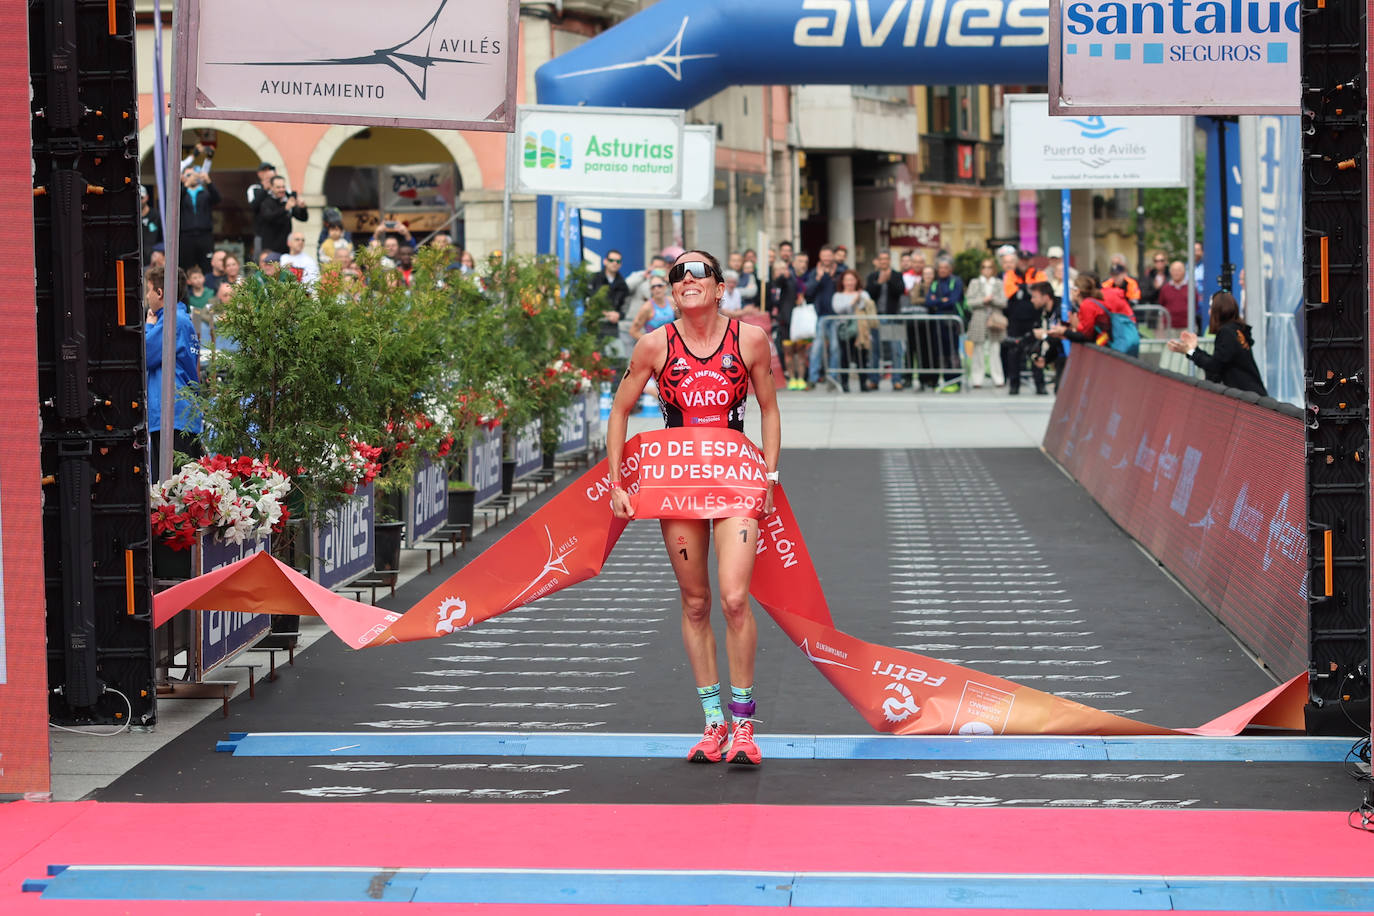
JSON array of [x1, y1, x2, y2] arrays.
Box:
[[697, 683, 724, 726]]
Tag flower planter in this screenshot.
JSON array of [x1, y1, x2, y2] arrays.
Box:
[[151, 539, 193, 582], [447, 487, 475, 528], [501, 458, 516, 496], [374, 520, 406, 579]]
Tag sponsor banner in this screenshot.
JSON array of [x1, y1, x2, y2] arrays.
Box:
[[379, 163, 457, 212], [312, 483, 375, 590], [1049, 0, 1299, 115], [407, 454, 449, 548], [198, 534, 271, 676], [0, 0, 47, 795], [1043, 346, 1307, 677], [554, 399, 588, 457], [513, 105, 684, 200], [888, 221, 942, 250], [512, 420, 543, 480], [157, 428, 1305, 736], [467, 424, 502, 506], [567, 124, 715, 211], [1005, 93, 1186, 190], [180, 0, 519, 131]]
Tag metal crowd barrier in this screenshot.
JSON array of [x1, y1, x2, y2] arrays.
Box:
[[1132, 304, 1173, 338], [814, 314, 966, 392]]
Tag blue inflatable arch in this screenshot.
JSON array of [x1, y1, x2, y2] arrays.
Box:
[[536, 0, 1050, 110], [533, 0, 1051, 267]]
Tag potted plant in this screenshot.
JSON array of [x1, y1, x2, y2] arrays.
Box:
[[197, 269, 383, 548]]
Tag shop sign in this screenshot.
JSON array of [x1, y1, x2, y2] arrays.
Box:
[[888, 221, 942, 249], [380, 163, 457, 212]]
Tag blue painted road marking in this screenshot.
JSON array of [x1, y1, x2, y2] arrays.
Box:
[[215, 731, 1352, 763], [27, 865, 1374, 910]]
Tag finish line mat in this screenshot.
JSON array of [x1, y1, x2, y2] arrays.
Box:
[[155, 428, 1304, 737], [5, 803, 1372, 912]]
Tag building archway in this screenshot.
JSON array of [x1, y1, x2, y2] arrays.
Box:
[[304, 126, 481, 249], [138, 120, 289, 260]]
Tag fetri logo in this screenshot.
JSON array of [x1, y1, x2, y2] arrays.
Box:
[[523, 130, 573, 171]]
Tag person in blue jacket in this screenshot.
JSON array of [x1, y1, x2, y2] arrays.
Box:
[[146, 264, 203, 477]]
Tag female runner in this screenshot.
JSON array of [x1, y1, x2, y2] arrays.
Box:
[[606, 250, 781, 765]]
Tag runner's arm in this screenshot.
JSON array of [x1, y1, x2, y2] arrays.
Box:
[[743, 325, 781, 513], [606, 332, 665, 518]]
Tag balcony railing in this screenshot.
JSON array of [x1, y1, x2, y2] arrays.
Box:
[[918, 135, 1004, 188]]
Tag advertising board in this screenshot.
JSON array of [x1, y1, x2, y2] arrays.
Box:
[[407, 454, 448, 548], [467, 423, 503, 506], [1005, 93, 1186, 190], [513, 105, 684, 200], [1043, 346, 1306, 676], [180, 0, 519, 131], [311, 483, 375, 590], [198, 535, 271, 675], [567, 124, 715, 211], [1048, 0, 1300, 114], [512, 419, 543, 480], [554, 399, 588, 457]]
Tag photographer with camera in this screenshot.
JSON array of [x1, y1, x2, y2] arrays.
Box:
[[177, 159, 220, 275], [256, 175, 308, 257]]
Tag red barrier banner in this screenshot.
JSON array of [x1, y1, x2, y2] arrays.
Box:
[[156, 427, 1305, 735], [0, 5, 49, 795], [1043, 346, 1308, 678]]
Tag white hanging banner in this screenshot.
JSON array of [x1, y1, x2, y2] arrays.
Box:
[[379, 163, 458, 212], [567, 125, 716, 211], [179, 0, 519, 131], [1005, 94, 1187, 190], [1048, 0, 1300, 115], [513, 105, 684, 200]]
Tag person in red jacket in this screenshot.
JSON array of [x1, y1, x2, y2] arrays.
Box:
[[1050, 274, 1134, 346]]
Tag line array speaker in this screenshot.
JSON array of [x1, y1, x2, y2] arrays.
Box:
[[1302, 0, 1371, 734], [30, 0, 156, 726]]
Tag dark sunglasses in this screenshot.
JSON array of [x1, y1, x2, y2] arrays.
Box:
[[650, 283, 667, 290], [605, 256, 621, 263], [669, 260, 719, 283]]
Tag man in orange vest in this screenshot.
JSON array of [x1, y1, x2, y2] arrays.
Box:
[[1001, 248, 1046, 302], [1101, 253, 1141, 305], [1000, 249, 1046, 392]]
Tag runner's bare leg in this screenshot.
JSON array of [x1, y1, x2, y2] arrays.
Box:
[[713, 515, 760, 689], [662, 518, 717, 687]]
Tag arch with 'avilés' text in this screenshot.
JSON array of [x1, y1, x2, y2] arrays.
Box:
[[535, 0, 1049, 110], [532, 0, 1049, 269]]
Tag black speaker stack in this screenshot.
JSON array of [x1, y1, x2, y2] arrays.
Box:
[[30, 0, 156, 727], [1302, 0, 1372, 735]]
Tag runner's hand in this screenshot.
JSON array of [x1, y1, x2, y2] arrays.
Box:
[[763, 483, 775, 516], [610, 488, 634, 519]]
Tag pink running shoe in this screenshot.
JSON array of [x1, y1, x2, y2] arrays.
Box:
[[725, 719, 762, 766], [686, 722, 729, 763]]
